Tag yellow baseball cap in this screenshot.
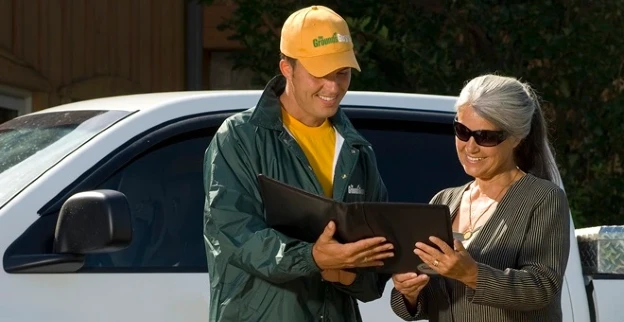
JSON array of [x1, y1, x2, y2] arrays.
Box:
[[280, 5, 361, 77]]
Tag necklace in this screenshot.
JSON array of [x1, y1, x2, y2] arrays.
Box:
[[463, 170, 521, 240]]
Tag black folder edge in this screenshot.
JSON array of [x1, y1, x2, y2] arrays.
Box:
[[256, 173, 454, 275]]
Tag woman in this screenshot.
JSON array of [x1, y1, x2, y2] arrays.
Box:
[[390, 74, 571, 321]]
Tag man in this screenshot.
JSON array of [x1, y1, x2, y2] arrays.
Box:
[[203, 5, 393, 321]]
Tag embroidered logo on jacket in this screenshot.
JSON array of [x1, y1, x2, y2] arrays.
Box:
[[347, 184, 365, 195]]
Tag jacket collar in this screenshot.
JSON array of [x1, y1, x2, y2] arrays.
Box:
[[249, 75, 370, 147]]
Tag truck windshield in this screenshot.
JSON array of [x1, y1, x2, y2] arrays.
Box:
[[0, 110, 131, 208]]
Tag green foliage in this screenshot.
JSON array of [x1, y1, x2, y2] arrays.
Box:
[[201, 0, 624, 227]]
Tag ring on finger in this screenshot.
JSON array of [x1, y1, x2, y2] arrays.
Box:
[[433, 259, 439, 267]]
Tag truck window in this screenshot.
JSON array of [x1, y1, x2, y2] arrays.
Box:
[[83, 131, 211, 271], [350, 116, 470, 203]]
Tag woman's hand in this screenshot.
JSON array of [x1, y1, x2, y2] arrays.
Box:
[[415, 237, 478, 288], [392, 272, 429, 305]]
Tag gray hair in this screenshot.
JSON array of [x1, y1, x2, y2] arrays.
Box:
[[454, 74, 563, 188]]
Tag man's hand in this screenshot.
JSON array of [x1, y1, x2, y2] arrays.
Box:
[[392, 272, 429, 306], [312, 221, 394, 270], [321, 270, 357, 285]]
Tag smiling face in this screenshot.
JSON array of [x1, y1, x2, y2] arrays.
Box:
[[455, 105, 520, 180], [279, 59, 351, 126]]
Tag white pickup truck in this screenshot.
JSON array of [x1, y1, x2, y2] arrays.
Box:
[[0, 90, 622, 322]]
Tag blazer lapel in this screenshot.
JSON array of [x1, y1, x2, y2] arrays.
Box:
[[464, 174, 534, 256]]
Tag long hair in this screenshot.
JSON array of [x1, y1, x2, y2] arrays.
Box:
[[454, 74, 563, 188]]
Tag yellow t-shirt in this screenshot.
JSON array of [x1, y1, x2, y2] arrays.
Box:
[[282, 108, 336, 197]]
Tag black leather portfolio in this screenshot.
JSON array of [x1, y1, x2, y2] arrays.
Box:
[[257, 174, 453, 274]]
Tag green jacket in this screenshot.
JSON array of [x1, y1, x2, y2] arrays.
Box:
[[203, 75, 390, 322]]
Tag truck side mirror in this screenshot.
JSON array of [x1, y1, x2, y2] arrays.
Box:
[[54, 189, 132, 254]]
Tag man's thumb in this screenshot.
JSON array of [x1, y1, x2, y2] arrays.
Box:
[[320, 221, 335, 241]]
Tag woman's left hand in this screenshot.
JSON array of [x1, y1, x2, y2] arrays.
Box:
[[414, 237, 478, 288]]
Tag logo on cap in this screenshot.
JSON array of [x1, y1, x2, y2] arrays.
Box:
[[312, 32, 352, 48]]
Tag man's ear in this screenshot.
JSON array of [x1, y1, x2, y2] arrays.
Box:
[[279, 59, 293, 79]]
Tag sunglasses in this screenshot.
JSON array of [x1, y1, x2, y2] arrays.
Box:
[[453, 120, 508, 147]]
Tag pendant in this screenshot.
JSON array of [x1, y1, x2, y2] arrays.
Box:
[[463, 230, 472, 240]]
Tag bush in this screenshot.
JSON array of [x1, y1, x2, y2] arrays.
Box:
[[202, 0, 624, 227]]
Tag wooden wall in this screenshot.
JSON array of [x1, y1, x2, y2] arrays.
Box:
[[0, 0, 185, 112], [202, 2, 257, 90], [203, 2, 242, 51]]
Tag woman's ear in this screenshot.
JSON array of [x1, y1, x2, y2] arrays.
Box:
[[512, 137, 522, 149]]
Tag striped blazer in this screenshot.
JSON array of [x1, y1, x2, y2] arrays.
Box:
[[391, 173, 570, 322]]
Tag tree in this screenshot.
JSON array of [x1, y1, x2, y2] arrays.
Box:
[[201, 0, 624, 227]]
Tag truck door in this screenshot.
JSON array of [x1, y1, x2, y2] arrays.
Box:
[[2, 112, 232, 322]]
